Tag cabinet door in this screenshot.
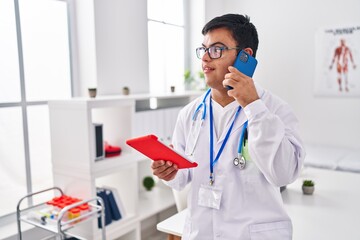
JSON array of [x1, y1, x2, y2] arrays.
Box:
[[133, 107, 181, 144], [163, 107, 182, 144], [133, 109, 164, 140]]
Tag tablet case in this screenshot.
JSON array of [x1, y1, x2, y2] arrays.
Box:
[[126, 135, 198, 169]]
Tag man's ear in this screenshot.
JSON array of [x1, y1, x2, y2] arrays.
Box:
[[243, 47, 254, 56]]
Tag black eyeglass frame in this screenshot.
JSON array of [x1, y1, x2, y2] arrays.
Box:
[[196, 46, 241, 59]]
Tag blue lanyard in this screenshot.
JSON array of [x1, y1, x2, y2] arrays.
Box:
[[209, 96, 242, 184]]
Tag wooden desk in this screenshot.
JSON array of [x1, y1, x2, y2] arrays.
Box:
[[157, 167, 360, 240]]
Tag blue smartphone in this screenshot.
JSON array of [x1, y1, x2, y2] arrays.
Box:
[[226, 50, 258, 90]]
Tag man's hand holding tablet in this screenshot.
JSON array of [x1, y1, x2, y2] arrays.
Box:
[[126, 134, 198, 181]]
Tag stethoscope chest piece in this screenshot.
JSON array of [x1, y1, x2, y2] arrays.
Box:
[[233, 155, 246, 169]]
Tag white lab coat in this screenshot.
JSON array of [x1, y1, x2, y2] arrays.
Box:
[[166, 83, 305, 240]]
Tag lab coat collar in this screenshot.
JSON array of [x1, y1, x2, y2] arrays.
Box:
[[216, 109, 247, 144], [215, 82, 265, 144]]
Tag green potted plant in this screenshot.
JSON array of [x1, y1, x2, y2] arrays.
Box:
[[143, 176, 155, 191], [302, 180, 315, 195]]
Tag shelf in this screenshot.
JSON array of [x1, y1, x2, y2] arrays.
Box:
[[49, 97, 135, 110], [20, 205, 99, 233], [91, 152, 139, 177], [53, 152, 139, 179], [96, 214, 138, 239], [49, 91, 203, 110], [48, 94, 196, 239], [63, 213, 139, 240], [138, 187, 175, 221]]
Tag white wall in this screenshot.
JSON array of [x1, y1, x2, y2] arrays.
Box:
[[70, 0, 149, 96], [187, 0, 205, 74], [204, 0, 360, 149], [71, 0, 360, 149], [69, 0, 98, 97], [94, 0, 149, 95]]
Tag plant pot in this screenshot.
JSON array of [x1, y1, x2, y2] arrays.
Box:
[[88, 88, 97, 98], [122, 87, 130, 95], [302, 186, 314, 195]]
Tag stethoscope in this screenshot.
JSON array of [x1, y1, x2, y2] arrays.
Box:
[[233, 121, 248, 169], [192, 89, 248, 172], [192, 87, 211, 122]]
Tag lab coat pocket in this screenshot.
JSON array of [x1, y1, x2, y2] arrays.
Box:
[[249, 221, 292, 240]]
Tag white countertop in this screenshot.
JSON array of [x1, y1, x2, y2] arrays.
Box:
[[157, 167, 360, 240], [283, 167, 360, 240]]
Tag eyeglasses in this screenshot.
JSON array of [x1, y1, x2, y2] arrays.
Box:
[[196, 46, 240, 59]]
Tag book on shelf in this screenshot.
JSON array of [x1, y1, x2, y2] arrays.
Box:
[[101, 185, 127, 219], [96, 187, 126, 228], [105, 189, 122, 220], [96, 189, 113, 228]]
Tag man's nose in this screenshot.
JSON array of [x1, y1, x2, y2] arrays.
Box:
[[202, 50, 211, 61]]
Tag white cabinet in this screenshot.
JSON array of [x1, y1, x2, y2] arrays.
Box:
[[48, 92, 201, 240]]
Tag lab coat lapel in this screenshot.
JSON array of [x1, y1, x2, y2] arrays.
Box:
[[230, 111, 248, 136], [216, 83, 265, 144], [216, 108, 247, 145]]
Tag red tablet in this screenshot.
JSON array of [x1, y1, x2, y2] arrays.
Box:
[[126, 135, 198, 169]]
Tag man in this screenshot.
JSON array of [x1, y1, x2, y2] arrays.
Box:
[[329, 38, 357, 92], [152, 14, 305, 240]]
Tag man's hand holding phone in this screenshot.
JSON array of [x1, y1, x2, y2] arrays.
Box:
[[224, 66, 259, 107], [224, 50, 259, 107]]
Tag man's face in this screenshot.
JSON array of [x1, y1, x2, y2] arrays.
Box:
[[201, 27, 238, 90]]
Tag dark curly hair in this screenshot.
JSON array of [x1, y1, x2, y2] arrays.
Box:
[[202, 14, 259, 57]]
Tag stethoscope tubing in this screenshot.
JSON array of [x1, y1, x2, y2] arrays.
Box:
[[192, 88, 211, 121]]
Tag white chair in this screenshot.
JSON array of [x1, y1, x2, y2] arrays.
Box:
[[172, 183, 191, 212]]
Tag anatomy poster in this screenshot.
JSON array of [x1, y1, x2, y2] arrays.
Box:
[[315, 25, 360, 97]]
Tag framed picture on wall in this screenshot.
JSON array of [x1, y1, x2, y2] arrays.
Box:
[[315, 25, 360, 97]]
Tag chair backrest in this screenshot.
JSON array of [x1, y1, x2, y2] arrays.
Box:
[[172, 183, 191, 212]]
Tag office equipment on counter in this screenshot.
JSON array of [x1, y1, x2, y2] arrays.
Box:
[[104, 142, 122, 157], [94, 123, 105, 161]]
